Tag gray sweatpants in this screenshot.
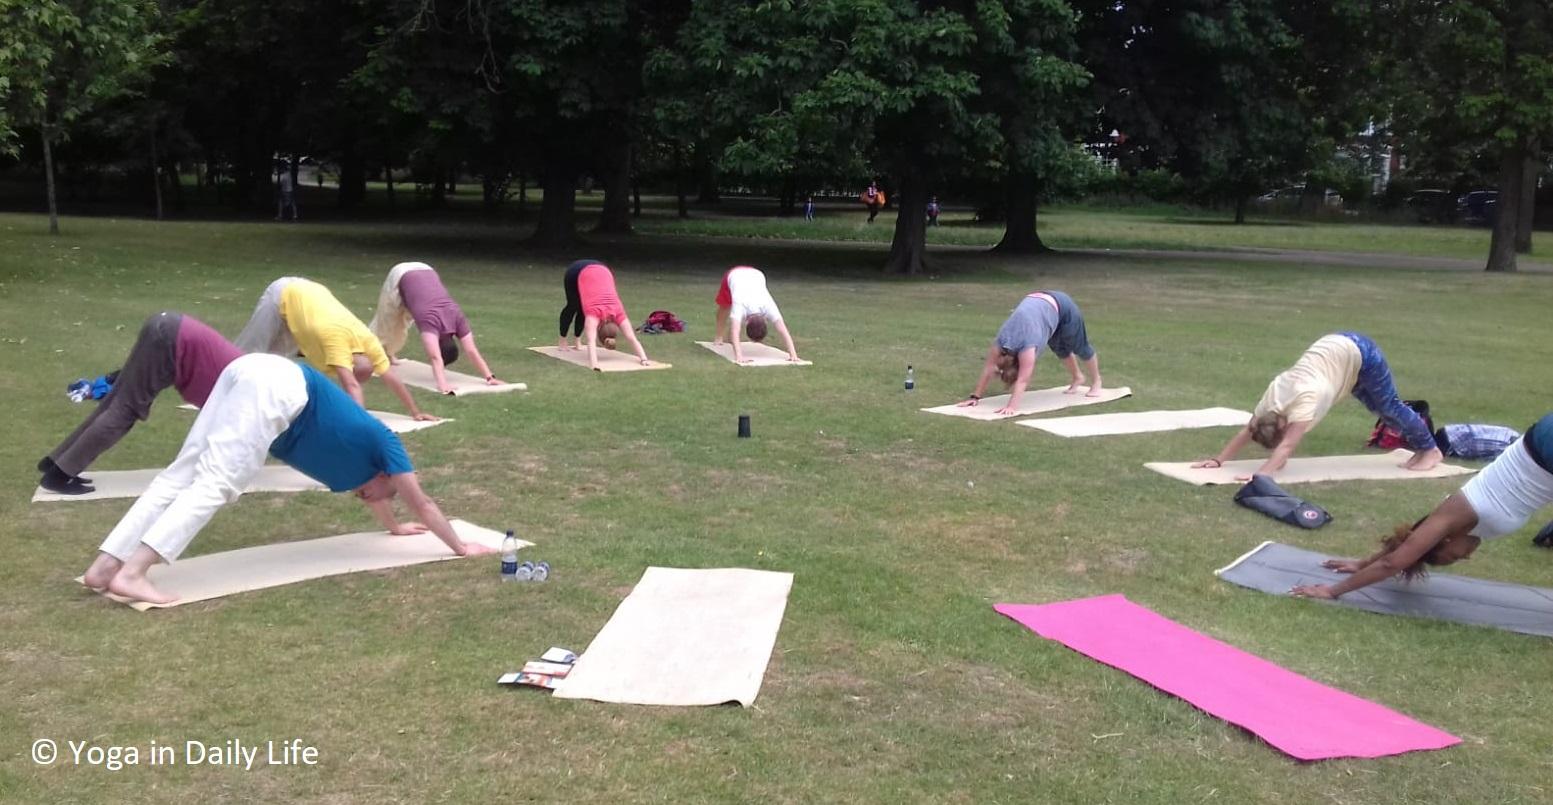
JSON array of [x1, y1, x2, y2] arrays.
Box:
[[49, 312, 181, 476], [234, 276, 300, 355]]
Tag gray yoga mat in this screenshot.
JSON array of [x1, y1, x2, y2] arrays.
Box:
[[1216, 541, 1553, 638]]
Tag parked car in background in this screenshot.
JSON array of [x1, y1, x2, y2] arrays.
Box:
[[1457, 190, 1499, 226], [1405, 189, 1458, 224], [1254, 185, 1344, 211]]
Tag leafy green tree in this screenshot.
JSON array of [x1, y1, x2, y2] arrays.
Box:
[[0, 0, 163, 234], [1383, 0, 1553, 270]]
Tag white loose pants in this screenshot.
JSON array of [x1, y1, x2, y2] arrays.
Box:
[[99, 354, 309, 563], [368, 261, 434, 356], [233, 276, 302, 355]]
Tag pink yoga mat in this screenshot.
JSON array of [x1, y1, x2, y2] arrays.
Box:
[[994, 594, 1459, 760]]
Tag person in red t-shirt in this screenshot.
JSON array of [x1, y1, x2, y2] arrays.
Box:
[[557, 260, 654, 371], [39, 311, 242, 495]]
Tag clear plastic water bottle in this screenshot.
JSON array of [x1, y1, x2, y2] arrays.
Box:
[[904, 365, 915, 390], [532, 561, 550, 582], [500, 531, 519, 582], [515, 560, 535, 582]]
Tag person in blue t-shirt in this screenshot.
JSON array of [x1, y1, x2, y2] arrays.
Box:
[[81, 353, 494, 605]]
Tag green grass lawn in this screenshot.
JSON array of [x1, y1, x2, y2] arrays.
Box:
[[2, 212, 1552, 803]]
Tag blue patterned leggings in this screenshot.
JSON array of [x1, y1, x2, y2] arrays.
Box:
[[1340, 332, 1437, 451]]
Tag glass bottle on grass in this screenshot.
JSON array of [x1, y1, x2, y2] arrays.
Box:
[[904, 365, 915, 390]]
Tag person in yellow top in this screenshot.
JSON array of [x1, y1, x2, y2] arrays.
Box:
[[1194, 332, 1442, 480], [234, 277, 435, 420]]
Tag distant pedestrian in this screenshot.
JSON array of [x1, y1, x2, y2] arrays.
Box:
[[926, 196, 941, 226], [276, 166, 299, 221], [804, 195, 816, 222], [862, 182, 885, 223]]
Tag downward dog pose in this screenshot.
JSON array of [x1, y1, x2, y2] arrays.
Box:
[[1194, 333, 1442, 479], [80, 353, 495, 605], [556, 260, 653, 371], [235, 277, 434, 420], [712, 266, 800, 363], [1291, 413, 1553, 599], [959, 291, 1103, 415], [368, 261, 503, 394], [38, 312, 241, 495]]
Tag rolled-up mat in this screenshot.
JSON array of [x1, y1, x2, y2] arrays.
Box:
[[554, 567, 792, 706], [33, 464, 325, 503], [1145, 449, 1476, 486], [527, 346, 671, 372], [79, 520, 522, 610], [1018, 407, 1250, 437], [695, 340, 812, 367], [921, 386, 1132, 421], [392, 358, 528, 395], [996, 595, 1459, 759], [1217, 541, 1553, 638]]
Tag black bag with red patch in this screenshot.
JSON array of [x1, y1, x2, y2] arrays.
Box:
[[1366, 399, 1434, 450]]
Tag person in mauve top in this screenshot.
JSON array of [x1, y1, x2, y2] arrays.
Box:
[[38, 311, 242, 495], [368, 261, 503, 394]]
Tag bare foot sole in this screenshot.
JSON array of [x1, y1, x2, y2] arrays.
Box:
[[107, 574, 178, 605], [1085, 386, 1104, 398], [1402, 448, 1444, 471], [1064, 384, 1082, 395]]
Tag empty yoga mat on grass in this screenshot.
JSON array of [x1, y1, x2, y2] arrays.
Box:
[[527, 346, 671, 372], [393, 358, 528, 395], [1218, 541, 1553, 638], [1145, 449, 1475, 486], [1018, 407, 1251, 438], [81, 520, 522, 611], [33, 464, 324, 503], [179, 405, 448, 435], [921, 386, 1132, 421], [554, 567, 792, 706], [995, 595, 1459, 760], [695, 341, 812, 367]]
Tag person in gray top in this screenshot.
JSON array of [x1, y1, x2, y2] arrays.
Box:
[[958, 291, 1103, 415]]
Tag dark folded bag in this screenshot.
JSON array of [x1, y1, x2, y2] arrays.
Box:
[[1234, 474, 1332, 529]]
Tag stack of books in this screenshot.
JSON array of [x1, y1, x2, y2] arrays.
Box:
[[497, 647, 576, 690]]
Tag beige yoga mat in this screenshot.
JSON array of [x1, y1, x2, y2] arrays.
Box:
[[921, 386, 1133, 421], [1145, 449, 1477, 486], [180, 404, 450, 435], [33, 464, 325, 503], [695, 341, 812, 367], [392, 358, 528, 395], [527, 346, 671, 372], [1018, 407, 1252, 438], [553, 567, 793, 707], [80, 520, 525, 611]]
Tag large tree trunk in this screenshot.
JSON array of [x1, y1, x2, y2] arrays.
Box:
[[337, 149, 366, 209], [884, 168, 929, 275], [674, 146, 689, 219], [532, 160, 580, 245], [384, 164, 396, 209], [1233, 195, 1248, 225], [596, 139, 633, 233], [1516, 138, 1539, 254], [696, 147, 720, 204], [994, 171, 1050, 254], [778, 173, 796, 217], [632, 179, 641, 218], [41, 121, 60, 236], [1486, 137, 1529, 272], [150, 126, 164, 221]]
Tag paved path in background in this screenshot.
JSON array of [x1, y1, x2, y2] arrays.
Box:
[[1065, 246, 1552, 273]]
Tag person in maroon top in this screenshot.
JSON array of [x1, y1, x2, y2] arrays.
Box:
[[369, 262, 503, 394], [38, 311, 241, 495]]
